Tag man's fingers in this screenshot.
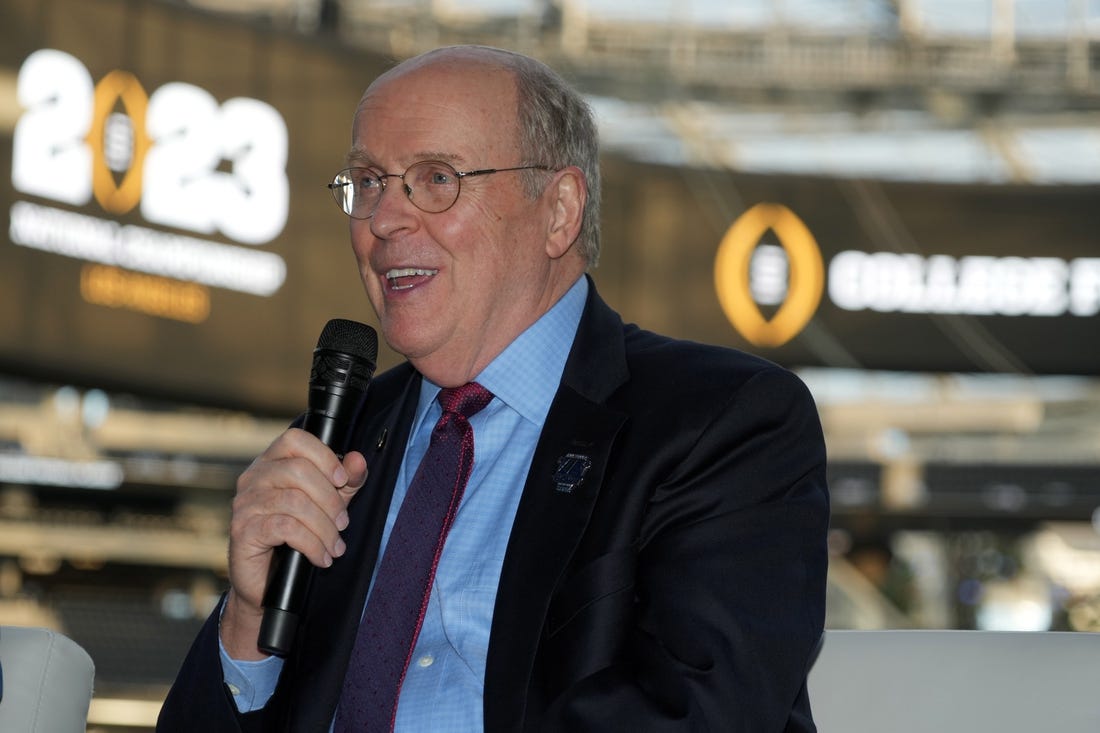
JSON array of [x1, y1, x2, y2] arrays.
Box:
[[235, 476, 348, 562], [338, 451, 369, 494], [256, 512, 343, 568], [247, 430, 358, 520]]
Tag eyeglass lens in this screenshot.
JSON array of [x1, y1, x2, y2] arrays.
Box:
[[331, 161, 462, 218]]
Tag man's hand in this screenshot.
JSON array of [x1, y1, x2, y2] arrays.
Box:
[[220, 428, 368, 660]]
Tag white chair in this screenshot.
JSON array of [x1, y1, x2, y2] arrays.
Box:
[[0, 625, 95, 732], [808, 629, 1100, 733]]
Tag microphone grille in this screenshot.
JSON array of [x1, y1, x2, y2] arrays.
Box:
[[316, 319, 378, 365]]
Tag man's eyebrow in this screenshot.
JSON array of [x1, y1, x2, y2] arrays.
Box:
[[343, 149, 466, 168], [345, 149, 373, 167], [418, 151, 464, 166]]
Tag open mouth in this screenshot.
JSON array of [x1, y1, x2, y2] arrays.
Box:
[[386, 267, 438, 291]]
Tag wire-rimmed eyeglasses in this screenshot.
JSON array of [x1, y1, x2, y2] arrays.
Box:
[[327, 160, 556, 219]]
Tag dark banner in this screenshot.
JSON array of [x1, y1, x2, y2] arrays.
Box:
[[597, 163, 1100, 376], [0, 0, 394, 414]]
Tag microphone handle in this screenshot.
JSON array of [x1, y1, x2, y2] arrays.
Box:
[[257, 545, 313, 656]]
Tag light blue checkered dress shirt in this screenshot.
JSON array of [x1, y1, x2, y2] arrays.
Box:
[[222, 275, 588, 731]]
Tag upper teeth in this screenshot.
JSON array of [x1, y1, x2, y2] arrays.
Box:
[[386, 268, 437, 279], [386, 268, 437, 290]]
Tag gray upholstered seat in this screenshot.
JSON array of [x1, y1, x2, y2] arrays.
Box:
[[809, 629, 1100, 732], [0, 626, 95, 732]]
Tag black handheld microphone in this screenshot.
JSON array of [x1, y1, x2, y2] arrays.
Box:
[[257, 318, 378, 656]]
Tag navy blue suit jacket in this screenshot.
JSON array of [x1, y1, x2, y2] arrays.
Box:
[[159, 281, 829, 732]]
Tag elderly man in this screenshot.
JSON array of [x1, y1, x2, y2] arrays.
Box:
[[160, 45, 829, 732]]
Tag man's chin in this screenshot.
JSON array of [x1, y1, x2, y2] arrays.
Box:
[[380, 324, 436, 363]]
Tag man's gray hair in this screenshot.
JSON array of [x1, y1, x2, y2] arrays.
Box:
[[406, 46, 601, 267], [505, 51, 601, 268]]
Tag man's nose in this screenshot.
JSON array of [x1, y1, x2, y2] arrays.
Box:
[[370, 175, 417, 236], [372, 174, 411, 213]]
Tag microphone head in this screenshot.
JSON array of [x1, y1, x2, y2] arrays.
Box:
[[310, 319, 378, 394], [317, 318, 378, 365]]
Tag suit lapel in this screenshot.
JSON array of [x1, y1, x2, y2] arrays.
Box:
[[484, 283, 630, 731]]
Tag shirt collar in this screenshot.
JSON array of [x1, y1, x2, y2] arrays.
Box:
[[416, 275, 588, 426]]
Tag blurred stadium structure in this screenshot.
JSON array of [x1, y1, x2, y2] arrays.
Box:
[[196, 0, 1100, 183], [1, 1, 1098, 729]]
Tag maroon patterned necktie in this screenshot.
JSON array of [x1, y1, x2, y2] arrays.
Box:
[[335, 382, 493, 732]]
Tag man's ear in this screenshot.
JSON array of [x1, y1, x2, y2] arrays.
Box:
[[544, 166, 586, 260]]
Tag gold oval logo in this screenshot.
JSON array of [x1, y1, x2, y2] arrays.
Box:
[[87, 69, 151, 215], [714, 203, 824, 348]]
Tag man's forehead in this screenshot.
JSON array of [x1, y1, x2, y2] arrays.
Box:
[[350, 65, 518, 165], [355, 61, 514, 123]]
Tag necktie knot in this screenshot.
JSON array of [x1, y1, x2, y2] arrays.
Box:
[[438, 382, 493, 418]]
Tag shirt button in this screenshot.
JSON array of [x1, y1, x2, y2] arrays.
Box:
[[417, 654, 434, 668], [227, 683, 241, 696]]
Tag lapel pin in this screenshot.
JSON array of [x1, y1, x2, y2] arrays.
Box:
[[375, 428, 388, 451], [553, 453, 592, 494]]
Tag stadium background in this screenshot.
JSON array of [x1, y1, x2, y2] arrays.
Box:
[[1, 0, 1098, 728]]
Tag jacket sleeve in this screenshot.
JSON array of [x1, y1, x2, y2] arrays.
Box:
[[157, 598, 269, 733]]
